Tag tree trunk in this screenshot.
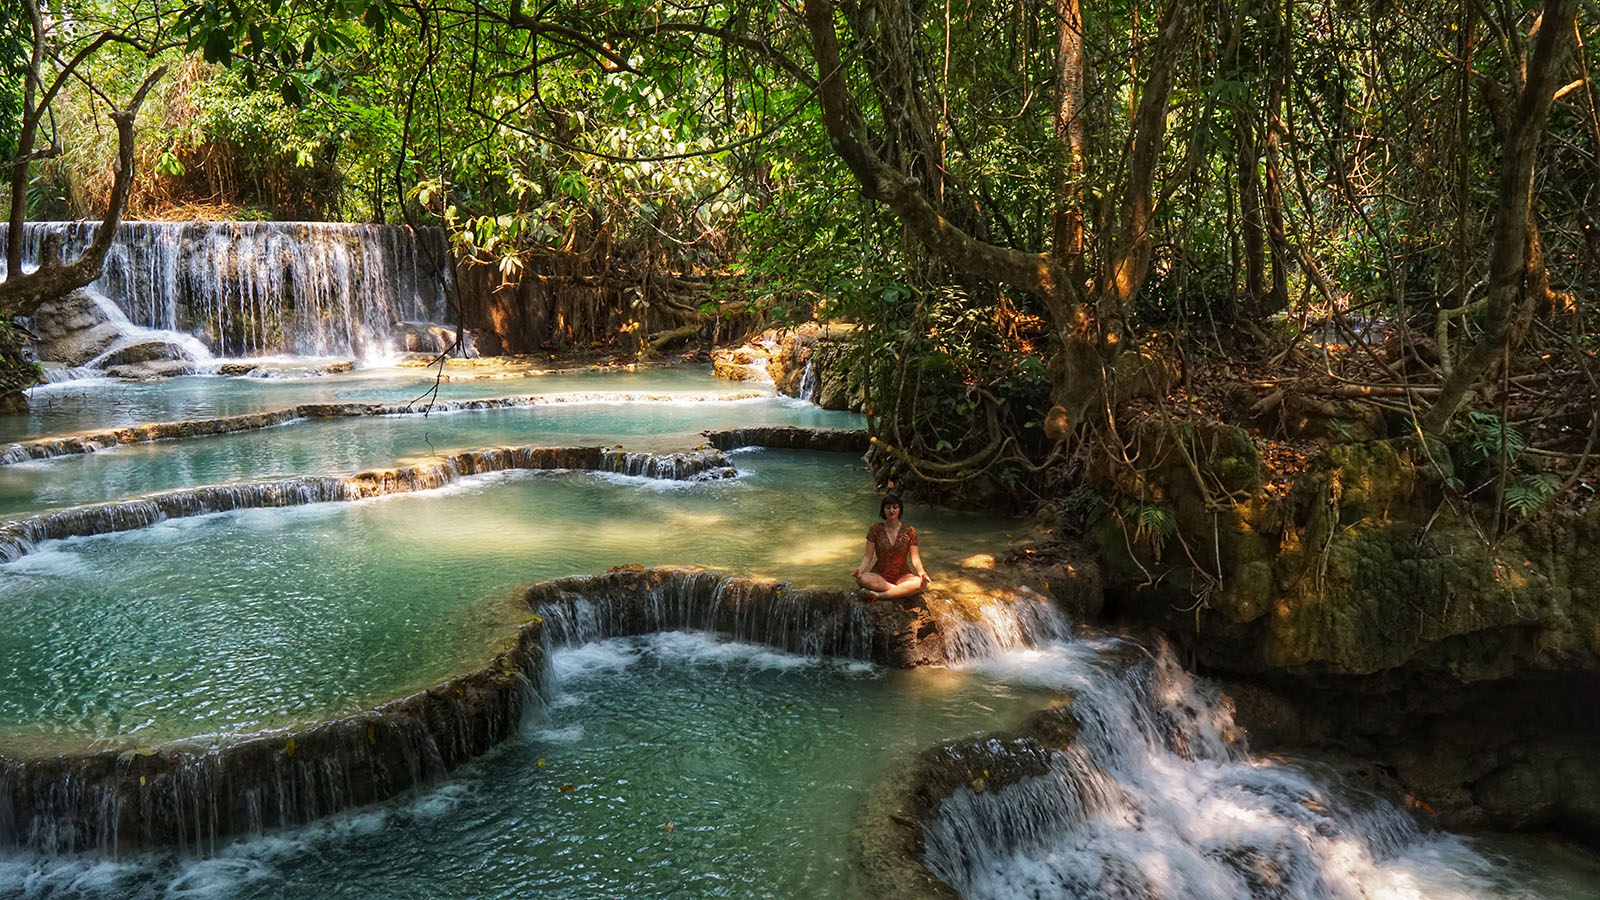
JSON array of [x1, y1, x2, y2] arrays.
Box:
[[800, 0, 1193, 431], [1052, 0, 1086, 276], [0, 64, 166, 317], [1423, 0, 1578, 431]]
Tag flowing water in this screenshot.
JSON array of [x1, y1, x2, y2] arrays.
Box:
[[0, 222, 450, 360], [929, 641, 1600, 900], [0, 302, 1594, 895], [0, 634, 1063, 899], [0, 447, 1016, 742]]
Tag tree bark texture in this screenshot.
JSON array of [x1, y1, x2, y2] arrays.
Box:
[[1423, 0, 1578, 431], [0, 66, 166, 318]]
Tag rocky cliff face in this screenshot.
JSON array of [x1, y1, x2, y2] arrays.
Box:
[[1093, 429, 1600, 679], [1075, 418, 1600, 841], [714, 323, 866, 411]]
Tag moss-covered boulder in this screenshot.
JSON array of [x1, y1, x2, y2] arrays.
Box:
[[1091, 433, 1600, 679]]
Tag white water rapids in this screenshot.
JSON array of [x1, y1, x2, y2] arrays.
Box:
[[932, 635, 1580, 900]]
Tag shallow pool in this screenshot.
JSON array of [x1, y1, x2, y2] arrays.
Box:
[[0, 452, 1009, 742]]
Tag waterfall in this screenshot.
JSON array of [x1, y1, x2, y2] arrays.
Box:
[[0, 221, 453, 360], [528, 569, 880, 661], [0, 628, 543, 855], [922, 637, 1453, 900], [797, 358, 818, 402], [934, 588, 1076, 663]]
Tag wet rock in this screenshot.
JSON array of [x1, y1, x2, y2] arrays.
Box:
[[96, 339, 198, 367], [809, 334, 866, 411], [401, 321, 471, 355], [1473, 738, 1600, 833], [218, 359, 356, 378], [703, 425, 869, 453], [102, 359, 197, 379], [710, 345, 770, 381], [26, 289, 121, 366]]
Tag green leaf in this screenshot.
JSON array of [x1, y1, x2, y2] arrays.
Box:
[[202, 29, 233, 66]]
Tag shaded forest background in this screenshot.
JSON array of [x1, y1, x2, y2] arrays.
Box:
[[3, 0, 1597, 524]]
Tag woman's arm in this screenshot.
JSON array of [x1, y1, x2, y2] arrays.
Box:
[[910, 545, 931, 586], [853, 540, 876, 577]]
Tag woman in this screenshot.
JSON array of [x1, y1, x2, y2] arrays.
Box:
[[851, 493, 931, 601]]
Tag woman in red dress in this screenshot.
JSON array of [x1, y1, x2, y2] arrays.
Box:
[[851, 493, 931, 601]]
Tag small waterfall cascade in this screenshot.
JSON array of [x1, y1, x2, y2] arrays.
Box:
[[0, 221, 452, 360], [0, 627, 543, 855], [924, 638, 1457, 900], [75, 286, 215, 366], [529, 569, 879, 661], [934, 587, 1076, 664], [797, 358, 818, 402]]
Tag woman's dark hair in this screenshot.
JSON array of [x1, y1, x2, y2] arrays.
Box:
[[879, 493, 905, 519]]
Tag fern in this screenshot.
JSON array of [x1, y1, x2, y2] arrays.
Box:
[[1464, 411, 1525, 465], [1118, 500, 1177, 548], [1505, 472, 1561, 518]]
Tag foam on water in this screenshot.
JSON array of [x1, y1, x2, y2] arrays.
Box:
[[636, 630, 837, 672], [547, 639, 646, 680], [927, 637, 1600, 900]]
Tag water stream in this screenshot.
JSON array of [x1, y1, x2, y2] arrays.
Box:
[[929, 640, 1600, 900], [0, 222, 451, 360], [0, 234, 1595, 897]]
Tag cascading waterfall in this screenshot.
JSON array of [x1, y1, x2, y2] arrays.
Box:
[[934, 588, 1077, 664], [0, 627, 544, 855], [925, 637, 1486, 900], [528, 569, 879, 662], [0, 221, 452, 360], [797, 358, 818, 402]]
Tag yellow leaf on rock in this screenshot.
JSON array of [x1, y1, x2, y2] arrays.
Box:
[[285, 738, 296, 758]]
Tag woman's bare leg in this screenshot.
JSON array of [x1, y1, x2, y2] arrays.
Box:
[[875, 574, 925, 599], [855, 572, 894, 593]]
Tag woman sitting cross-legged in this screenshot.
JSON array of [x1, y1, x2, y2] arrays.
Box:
[[851, 493, 931, 602]]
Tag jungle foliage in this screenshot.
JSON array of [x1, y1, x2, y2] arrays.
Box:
[[3, 0, 1597, 521]]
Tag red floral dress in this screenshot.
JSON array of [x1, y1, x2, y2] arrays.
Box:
[[867, 522, 918, 582]]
